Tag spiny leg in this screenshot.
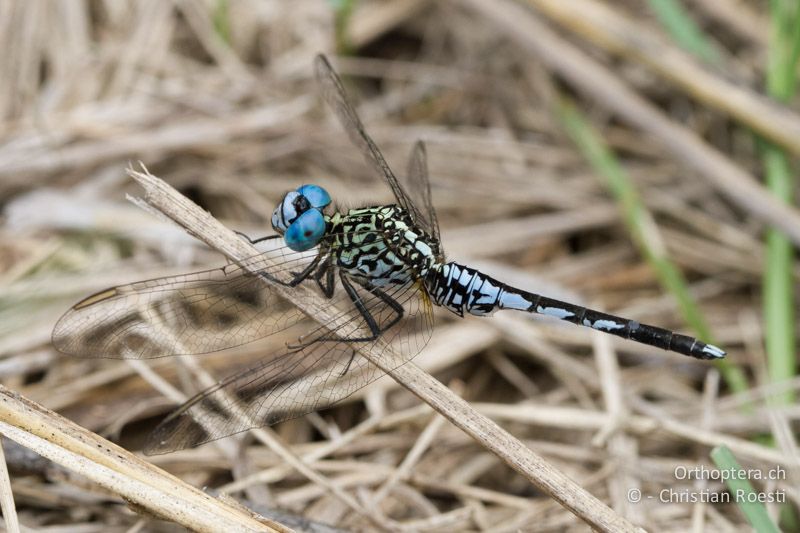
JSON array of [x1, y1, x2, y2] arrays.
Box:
[[235, 231, 324, 287], [252, 249, 324, 288], [288, 272, 406, 351], [314, 255, 336, 298], [350, 275, 405, 334], [338, 273, 406, 342], [335, 276, 406, 376], [224, 232, 281, 267], [235, 231, 282, 246]]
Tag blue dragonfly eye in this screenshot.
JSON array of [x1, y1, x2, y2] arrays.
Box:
[[284, 209, 326, 251], [297, 184, 331, 209], [272, 191, 302, 233], [272, 185, 331, 234]]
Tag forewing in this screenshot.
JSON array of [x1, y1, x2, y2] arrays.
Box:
[[52, 230, 399, 359], [145, 276, 434, 453], [314, 55, 430, 228], [51, 248, 311, 359]]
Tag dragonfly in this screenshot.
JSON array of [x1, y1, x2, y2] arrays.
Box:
[[52, 55, 725, 455]]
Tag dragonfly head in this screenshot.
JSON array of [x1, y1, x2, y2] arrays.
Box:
[[271, 184, 332, 252]]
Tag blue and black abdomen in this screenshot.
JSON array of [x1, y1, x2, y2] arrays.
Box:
[[425, 262, 503, 316], [425, 261, 724, 361]]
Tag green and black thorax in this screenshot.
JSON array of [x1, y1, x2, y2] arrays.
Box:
[[325, 205, 441, 287]]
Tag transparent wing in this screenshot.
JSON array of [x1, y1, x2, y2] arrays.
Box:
[[404, 141, 442, 257], [144, 276, 433, 454], [314, 55, 432, 233], [52, 231, 394, 359]]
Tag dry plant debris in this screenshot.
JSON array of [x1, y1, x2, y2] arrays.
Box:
[[0, 1, 797, 532]]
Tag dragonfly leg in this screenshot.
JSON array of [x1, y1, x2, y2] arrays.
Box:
[[351, 276, 405, 332], [337, 273, 405, 342], [233, 232, 314, 280], [294, 275, 406, 376], [286, 251, 325, 286], [313, 255, 336, 298], [255, 251, 324, 288], [223, 233, 282, 266], [289, 272, 406, 350], [234, 231, 281, 245], [335, 278, 407, 376]]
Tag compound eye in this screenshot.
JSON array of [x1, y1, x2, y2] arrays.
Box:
[[271, 191, 301, 233], [284, 209, 326, 251], [297, 184, 331, 209], [291, 194, 311, 216]]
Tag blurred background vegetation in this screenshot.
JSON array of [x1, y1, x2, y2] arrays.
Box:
[[0, 0, 797, 531]]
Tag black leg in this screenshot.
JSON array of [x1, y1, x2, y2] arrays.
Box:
[[225, 232, 280, 265], [235, 231, 282, 245], [337, 273, 383, 342], [331, 273, 405, 343], [288, 269, 405, 356], [314, 256, 336, 298], [351, 276, 405, 334], [286, 252, 325, 287], [239, 231, 333, 288], [256, 251, 323, 288], [287, 273, 406, 350]]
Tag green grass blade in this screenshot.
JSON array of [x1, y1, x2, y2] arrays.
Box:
[[710, 446, 781, 533], [762, 145, 796, 406], [329, 0, 357, 53], [212, 0, 230, 44], [646, 0, 720, 63], [762, 0, 799, 408]]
